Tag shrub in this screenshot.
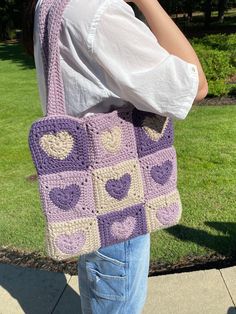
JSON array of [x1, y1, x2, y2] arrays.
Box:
[[208, 80, 232, 97], [190, 35, 236, 97], [190, 33, 236, 53]]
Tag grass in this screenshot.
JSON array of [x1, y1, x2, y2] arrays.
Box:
[[0, 43, 236, 264], [152, 105, 236, 263]]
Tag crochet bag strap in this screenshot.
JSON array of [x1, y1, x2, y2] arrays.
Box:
[[38, 0, 71, 116]]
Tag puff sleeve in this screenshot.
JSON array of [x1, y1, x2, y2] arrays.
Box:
[[89, 0, 199, 120]]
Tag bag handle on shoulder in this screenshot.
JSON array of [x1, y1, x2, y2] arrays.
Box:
[[38, 0, 71, 116]]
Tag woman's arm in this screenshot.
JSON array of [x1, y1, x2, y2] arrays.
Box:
[[131, 0, 208, 101]]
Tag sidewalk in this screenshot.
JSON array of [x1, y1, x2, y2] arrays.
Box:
[[0, 262, 235, 314]]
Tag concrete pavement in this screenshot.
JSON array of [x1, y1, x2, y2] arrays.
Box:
[[0, 263, 235, 314]]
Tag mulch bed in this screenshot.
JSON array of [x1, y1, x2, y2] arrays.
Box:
[[0, 245, 235, 277], [195, 95, 236, 106]]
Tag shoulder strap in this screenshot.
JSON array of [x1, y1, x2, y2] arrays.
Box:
[[38, 0, 54, 82], [38, 0, 71, 116]]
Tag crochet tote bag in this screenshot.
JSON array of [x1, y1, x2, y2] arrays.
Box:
[[28, 0, 183, 261]]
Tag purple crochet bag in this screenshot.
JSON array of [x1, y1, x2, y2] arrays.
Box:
[[28, 0, 183, 261]]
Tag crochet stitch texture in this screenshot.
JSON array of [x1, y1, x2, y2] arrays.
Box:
[[28, 0, 183, 261]]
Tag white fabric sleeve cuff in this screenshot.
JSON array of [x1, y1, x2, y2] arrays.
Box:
[[168, 60, 199, 120]]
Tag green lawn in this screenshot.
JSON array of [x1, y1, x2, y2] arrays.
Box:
[[0, 43, 236, 263]]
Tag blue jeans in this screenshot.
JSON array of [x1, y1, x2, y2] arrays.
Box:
[[77, 233, 150, 314]]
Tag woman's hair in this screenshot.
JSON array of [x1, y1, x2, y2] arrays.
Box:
[[22, 0, 38, 56]]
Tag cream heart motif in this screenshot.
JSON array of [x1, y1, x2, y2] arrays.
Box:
[[142, 115, 168, 141], [39, 131, 74, 160], [100, 126, 122, 153]]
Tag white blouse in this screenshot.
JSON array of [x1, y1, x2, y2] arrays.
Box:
[[33, 0, 199, 120]]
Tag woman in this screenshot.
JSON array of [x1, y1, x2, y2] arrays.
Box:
[[23, 0, 208, 313]]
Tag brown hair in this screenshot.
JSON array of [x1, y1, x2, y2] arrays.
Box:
[[22, 0, 38, 56]]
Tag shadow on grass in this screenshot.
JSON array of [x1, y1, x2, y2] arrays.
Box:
[[0, 42, 35, 70], [166, 222, 236, 258]]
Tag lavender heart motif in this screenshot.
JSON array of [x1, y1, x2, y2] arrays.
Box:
[[150, 160, 173, 185], [49, 184, 81, 210], [111, 216, 136, 240], [105, 173, 131, 200], [55, 230, 86, 254], [156, 203, 180, 225]]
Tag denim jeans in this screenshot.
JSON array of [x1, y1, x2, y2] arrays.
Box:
[[77, 233, 150, 314]]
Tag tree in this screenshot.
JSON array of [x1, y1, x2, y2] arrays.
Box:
[[218, 0, 228, 22], [0, 0, 13, 40], [185, 0, 194, 22], [0, 0, 24, 41], [204, 0, 212, 28]]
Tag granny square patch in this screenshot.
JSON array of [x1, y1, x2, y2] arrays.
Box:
[[132, 108, 174, 158], [46, 217, 100, 260], [86, 109, 137, 169], [145, 189, 182, 231], [92, 159, 144, 214], [97, 204, 147, 247], [29, 117, 89, 175], [39, 170, 96, 223], [140, 146, 177, 199]]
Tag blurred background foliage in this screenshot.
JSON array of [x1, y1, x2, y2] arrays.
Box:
[[0, 0, 236, 41], [2, 0, 236, 97]]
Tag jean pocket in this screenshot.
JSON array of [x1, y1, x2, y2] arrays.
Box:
[[86, 264, 127, 301], [94, 249, 126, 267]]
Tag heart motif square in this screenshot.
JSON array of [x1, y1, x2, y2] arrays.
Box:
[[105, 173, 131, 200], [110, 216, 136, 240], [55, 230, 86, 254], [156, 203, 180, 225], [142, 115, 168, 141], [49, 184, 81, 210], [150, 160, 173, 185], [39, 130, 74, 160], [100, 126, 122, 153]]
